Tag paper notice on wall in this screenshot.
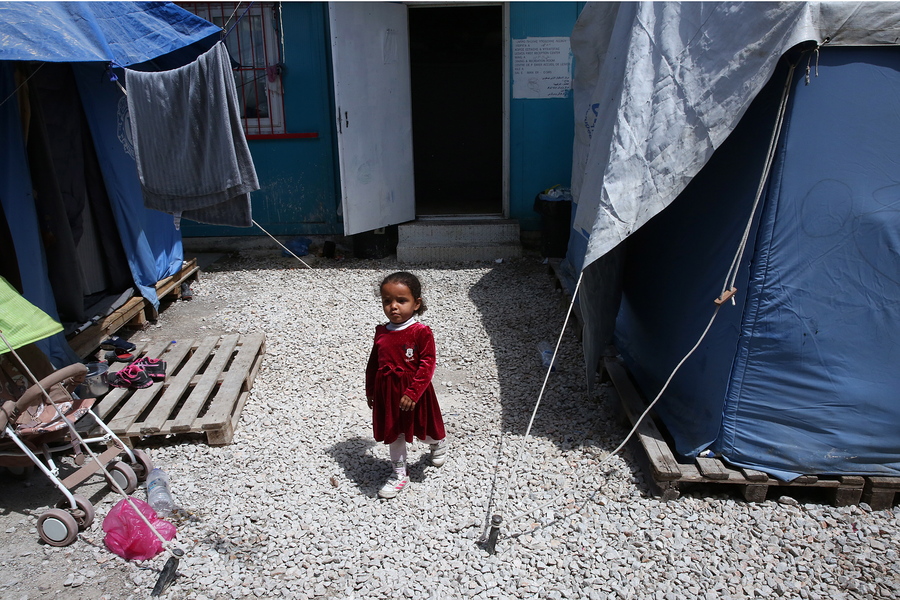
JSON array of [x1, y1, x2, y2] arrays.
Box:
[[512, 37, 572, 99]]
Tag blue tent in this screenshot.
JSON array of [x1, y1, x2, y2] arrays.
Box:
[[0, 2, 219, 365], [569, 3, 900, 480], [616, 48, 900, 480]]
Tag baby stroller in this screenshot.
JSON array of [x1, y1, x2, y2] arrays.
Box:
[[0, 277, 152, 546]]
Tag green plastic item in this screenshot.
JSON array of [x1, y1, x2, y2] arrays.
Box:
[[0, 276, 63, 355]]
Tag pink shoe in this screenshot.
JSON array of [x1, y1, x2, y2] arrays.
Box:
[[108, 364, 152, 389], [133, 356, 167, 381]]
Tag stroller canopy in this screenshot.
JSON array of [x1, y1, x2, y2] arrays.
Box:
[[0, 276, 63, 355]]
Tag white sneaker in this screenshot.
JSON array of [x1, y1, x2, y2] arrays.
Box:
[[378, 460, 408, 499], [429, 440, 448, 467]]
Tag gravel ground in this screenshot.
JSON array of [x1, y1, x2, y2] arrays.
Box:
[[1, 251, 899, 600]]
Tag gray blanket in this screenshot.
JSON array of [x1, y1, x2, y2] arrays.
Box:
[[125, 42, 257, 227]]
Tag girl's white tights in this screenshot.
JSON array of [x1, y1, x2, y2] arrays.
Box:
[[389, 438, 407, 467], [389, 437, 443, 475]]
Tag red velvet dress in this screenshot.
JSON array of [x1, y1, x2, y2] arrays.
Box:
[[366, 321, 446, 444]]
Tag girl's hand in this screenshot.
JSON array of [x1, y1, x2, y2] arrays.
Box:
[[399, 395, 416, 411]]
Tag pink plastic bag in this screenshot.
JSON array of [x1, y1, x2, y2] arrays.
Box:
[[102, 497, 176, 560]]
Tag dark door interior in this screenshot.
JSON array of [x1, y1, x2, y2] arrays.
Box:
[[409, 5, 503, 217]]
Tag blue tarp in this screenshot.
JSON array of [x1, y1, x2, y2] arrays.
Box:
[[74, 61, 187, 305], [0, 2, 219, 365], [0, 66, 65, 363], [616, 48, 900, 479], [0, 2, 218, 66]]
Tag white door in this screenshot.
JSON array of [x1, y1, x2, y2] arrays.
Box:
[[329, 2, 415, 236]]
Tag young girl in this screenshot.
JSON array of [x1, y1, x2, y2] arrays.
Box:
[[366, 271, 447, 499]]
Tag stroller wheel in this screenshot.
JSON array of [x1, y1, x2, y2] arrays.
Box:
[[130, 449, 154, 482], [57, 494, 95, 530], [37, 509, 79, 546], [106, 461, 138, 495]]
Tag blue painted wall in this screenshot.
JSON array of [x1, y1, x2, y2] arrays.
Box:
[[509, 2, 583, 231], [183, 2, 583, 238], [181, 2, 340, 237]]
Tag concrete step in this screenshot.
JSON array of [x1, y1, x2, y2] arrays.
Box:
[[397, 219, 522, 263]]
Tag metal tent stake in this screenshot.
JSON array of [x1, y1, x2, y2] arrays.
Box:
[[485, 514, 502, 554], [151, 548, 184, 596]]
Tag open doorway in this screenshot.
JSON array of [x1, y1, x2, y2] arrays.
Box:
[[409, 4, 504, 217]]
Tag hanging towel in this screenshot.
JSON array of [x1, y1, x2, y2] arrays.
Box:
[[125, 42, 257, 227]]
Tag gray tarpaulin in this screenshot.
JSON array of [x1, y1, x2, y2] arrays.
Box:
[[571, 1, 900, 269]]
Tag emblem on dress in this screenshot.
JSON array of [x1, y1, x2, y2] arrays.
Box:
[[405, 347, 414, 359]]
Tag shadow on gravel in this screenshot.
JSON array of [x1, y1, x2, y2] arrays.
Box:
[[326, 436, 427, 492], [326, 437, 379, 494], [0, 465, 117, 517], [467, 262, 612, 449]]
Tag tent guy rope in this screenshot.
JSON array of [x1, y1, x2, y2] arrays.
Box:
[[251, 219, 381, 322], [477, 56, 801, 549]]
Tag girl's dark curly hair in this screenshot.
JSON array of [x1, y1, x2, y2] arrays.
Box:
[[380, 271, 427, 315]]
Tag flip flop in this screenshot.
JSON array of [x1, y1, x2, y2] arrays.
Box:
[[104, 351, 134, 363], [100, 337, 136, 352]]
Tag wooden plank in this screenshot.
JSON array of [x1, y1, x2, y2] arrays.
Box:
[[106, 384, 166, 435], [696, 457, 730, 480], [198, 333, 266, 430], [606, 384, 678, 482], [676, 462, 705, 483], [783, 476, 835, 487], [137, 336, 224, 435], [99, 340, 195, 435], [94, 387, 129, 422], [741, 483, 769, 503], [126, 309, 148, 329], [169, 334, 241, 433], [791, 475, 819, 485], [867, 476, 900, 490], [208, 388, 254, 445], [862, 476, 900, 510], [142, 339, 180, 361], [66, 296, 144, 359], [229, 390, 251, 434], [604, 358, 682, 480], [156, 258, 199, 299], [741, 468, 770, 482], [100, 297, 145, 332], [833, 476, 865, 507], [155, 337, 195, 368], [206, 389, 251, 446]]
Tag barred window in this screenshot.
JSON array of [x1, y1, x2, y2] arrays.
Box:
[[178, 2, 286, 136]]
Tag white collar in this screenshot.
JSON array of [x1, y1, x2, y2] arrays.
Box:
[[386, 316, 417, 331]]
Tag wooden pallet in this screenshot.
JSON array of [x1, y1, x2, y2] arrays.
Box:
[[92, 333, 265, 446], [604, 356, 900, 509], [68, 258, 201, 359]]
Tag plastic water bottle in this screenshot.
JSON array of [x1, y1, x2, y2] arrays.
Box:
[[537, 341, 556, 371], [146, 468, 177, 517]]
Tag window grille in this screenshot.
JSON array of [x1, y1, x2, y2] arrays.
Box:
[[178, 2, 286, 136]]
